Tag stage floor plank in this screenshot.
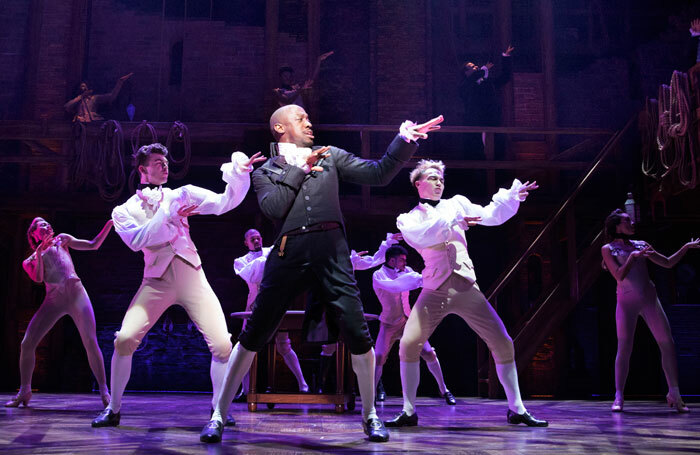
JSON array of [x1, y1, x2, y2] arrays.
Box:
[[1, 393, 698, 454]]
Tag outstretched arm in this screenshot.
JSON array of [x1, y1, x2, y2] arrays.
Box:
[[351, 233, 402, 270], [58, 220, 114, 251], [455, 180, 537, 227], [95, 72, 133, 104], [335, 116, 443, 186], [177, 152, 264, 218], [306, 51, 334, 88], [646, 238, 700, 268]]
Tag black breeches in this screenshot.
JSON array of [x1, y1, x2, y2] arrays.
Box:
[[238, 228, 373, 355]]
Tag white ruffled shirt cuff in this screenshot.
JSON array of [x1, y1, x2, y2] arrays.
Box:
[[399, 120, 420, 143], [220, 152, 252, 183], [493, 178, 526, 203]]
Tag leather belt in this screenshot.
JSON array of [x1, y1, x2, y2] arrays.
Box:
[[278, 222, 342, 257]]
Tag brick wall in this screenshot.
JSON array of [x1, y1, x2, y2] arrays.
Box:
[[513, 73, 545, 127], [86, 0, 286, 123], [372, 0, 429, 124], [0, 0, 30, 120]]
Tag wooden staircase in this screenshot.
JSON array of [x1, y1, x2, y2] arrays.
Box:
[[476, 116, 637, 397]]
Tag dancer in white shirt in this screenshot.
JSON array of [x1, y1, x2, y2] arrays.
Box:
[[6, 218, 113, 408], [233, 228, 308, 401], [91, 143, 263, 427], [373, 244, 456, 405], [385, 159, 547, 428]]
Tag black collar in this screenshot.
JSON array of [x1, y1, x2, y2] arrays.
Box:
[[419, 198, 441, 207], [138, 183, 162, 190]]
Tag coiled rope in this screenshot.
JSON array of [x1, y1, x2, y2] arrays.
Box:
[[655, 71, 697, 189]]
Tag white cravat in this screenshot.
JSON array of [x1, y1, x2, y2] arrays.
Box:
[[277, 142, 313, 172]]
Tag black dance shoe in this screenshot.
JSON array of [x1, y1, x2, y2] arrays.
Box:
[[200, 419, 224, 443], [376, 381, 386, 402], [210, 408, 236, 427], [384, 411, 418, 427], [363, 417, 390, 442], [233, 390, 247, 403], [443, 391, 456, 405], [91, 409, 120, 427], [506, 409, 548, 427]]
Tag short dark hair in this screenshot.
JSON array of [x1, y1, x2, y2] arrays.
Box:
[[604, 209, 626, 240], [386, 245, 408, 261], [279, 66, 293, 76], [132, 143, 168, 170], [27, 217, 44, 250]]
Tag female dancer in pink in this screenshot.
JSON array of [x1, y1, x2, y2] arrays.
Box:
[[5, 217, 113, 407], [601, 209, 699, 412]]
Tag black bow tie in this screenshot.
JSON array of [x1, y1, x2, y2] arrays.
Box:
[[419, 198, 440, 207], [138, 183, 162, 191]]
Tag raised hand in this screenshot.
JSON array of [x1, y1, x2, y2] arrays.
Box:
[[686, 238, 700, 249], [177, 204, 200, 218], [484, 62, 494, 70], [519, 181, 539, 200], [390, 233, 404, 242], [691, 19, 700, 37], [355, 250, 369, 257], [120, 72, 134, 82], [503, 44, 515, 56], [306, 146, 331, 172], [319, 51, 334, 61], [244, 152, 266, 170], [405, 115, 444, 141]]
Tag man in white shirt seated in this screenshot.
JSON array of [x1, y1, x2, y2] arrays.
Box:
[[385, 159, 547, 428], [92, 143, 263, 428], [233, 228, 309, 402], [372, 245, 455, 406]]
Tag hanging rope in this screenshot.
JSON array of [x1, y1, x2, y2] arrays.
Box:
[[71, 122, 92, 186], [96, 120, 126, 201], [129, 120, 159, 193], [165, 121, 192, 180], [640, 97, 660, 179]]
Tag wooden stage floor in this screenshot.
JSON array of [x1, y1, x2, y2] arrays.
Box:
[[0, 393, 697, 454]]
